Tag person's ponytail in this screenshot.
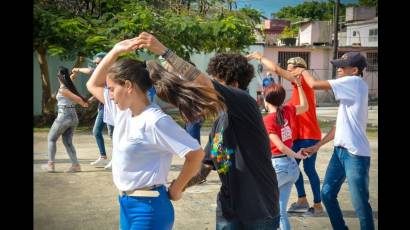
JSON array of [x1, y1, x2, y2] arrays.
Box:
[[146, 60, 226, 122], [264, 84, 287, 127], [57, 66, 87, 103], [276, 105, 285, 127]]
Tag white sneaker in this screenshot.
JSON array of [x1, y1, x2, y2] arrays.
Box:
[[104, 160, 112, 170], [90, 157, 109, 167]]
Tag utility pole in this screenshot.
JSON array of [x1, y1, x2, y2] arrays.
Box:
[[332, 0, 340, 79]]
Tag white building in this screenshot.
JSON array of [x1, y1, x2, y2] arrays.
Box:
[[345, 17, 378, 47], [344, 6, 378, 47], [295, 19, 332, 46]]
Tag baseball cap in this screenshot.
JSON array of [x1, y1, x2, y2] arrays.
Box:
[[330, 52, 367, 71]]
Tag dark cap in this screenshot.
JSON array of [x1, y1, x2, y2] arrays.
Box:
[[330, 52, 367, 71]]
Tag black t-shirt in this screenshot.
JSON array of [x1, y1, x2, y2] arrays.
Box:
[[204, 80, 279, 222]]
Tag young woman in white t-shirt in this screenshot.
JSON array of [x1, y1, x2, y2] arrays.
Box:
[[86, 38, 226, 230]]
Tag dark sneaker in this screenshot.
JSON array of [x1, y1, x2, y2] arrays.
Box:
[[287, 202, 309, 213]]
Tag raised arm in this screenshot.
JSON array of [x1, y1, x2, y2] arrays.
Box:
[[72, 67, 94, 76], [294, 77, 308, 115], [134, 32, 214, 88], [247, 51, 298, 82], [295, 68, 332, 90], [86, 38, 140, 103]]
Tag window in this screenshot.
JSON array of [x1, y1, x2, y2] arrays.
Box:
[[353, 31, 357, 36], [369, 29, 378, 42], [366, 52, 378, 72], [277, 52, 310, 69]]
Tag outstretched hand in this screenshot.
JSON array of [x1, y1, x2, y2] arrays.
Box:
[[246, 51, 263, 61], [112, 38, 140, 55], [301, 145, 319, 156], [70, 73, 78, 81], [290, 67, 305, 78], [134, 32, 167, 56], [294, 150, 308, 159]]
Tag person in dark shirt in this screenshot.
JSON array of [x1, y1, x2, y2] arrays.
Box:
[[135, 32, 280, 229]]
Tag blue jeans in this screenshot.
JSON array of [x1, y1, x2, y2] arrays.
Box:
[[184, 119, 202, 144], [272, 157, 300, 230], [216, 196, 280, 230], [93, 108, 114, 157], [292, 139, 321, 203], [321, 147, 374, 230], [118, 185, 174, 230]]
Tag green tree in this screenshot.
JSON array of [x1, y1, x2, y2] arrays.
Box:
[[273, 0, 354, 22], [34, 0, 125, 115], [108, 2, 258, 59], [34, 0, 261, 116]]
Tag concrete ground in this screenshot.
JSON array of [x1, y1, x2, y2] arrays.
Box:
[[34, 107, 378, 230]]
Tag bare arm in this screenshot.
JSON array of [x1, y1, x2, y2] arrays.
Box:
[[294, 77, 308, 115], [72, 67, 93, 76], [183, 163, 213, 190], [87, 38, 140, 103], [303, 125, 336, 155], [168, 149, 205, 201], [134, 32, 214, 89], [297, 69, 332, 90], [59, 88, 88, 107], [247, 52, 297, 82], [269, 134, 306, 159]]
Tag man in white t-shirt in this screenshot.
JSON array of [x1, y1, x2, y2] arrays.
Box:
[[295, 52, 375, 230]]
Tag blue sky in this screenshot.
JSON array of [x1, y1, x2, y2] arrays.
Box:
[[236, 0, 359, 18]]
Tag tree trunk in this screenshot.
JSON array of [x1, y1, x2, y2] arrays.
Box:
[[37, 47, 56, 115]]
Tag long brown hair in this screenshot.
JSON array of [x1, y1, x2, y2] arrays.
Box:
[[57, 66, 87, 103], [108, 58, 226, 122], [264, 84, 286, 126]]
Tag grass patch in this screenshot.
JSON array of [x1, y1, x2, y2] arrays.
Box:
[[318, 120, 378, 138]]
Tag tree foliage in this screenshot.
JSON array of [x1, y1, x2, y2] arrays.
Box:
[[34, 0, 264, 115], [273, 0, 358, 22]]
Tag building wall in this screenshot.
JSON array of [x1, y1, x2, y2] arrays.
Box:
[[299, 24, 312, 45], [346, 7, 377, 22], [312, 21, 332, 44], [338, 31, 347, 47], [346, 21, 378, 47]]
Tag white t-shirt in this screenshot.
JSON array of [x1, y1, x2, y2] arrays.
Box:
[[328, 76, 371, 157], [103, 89, 201, 191]]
